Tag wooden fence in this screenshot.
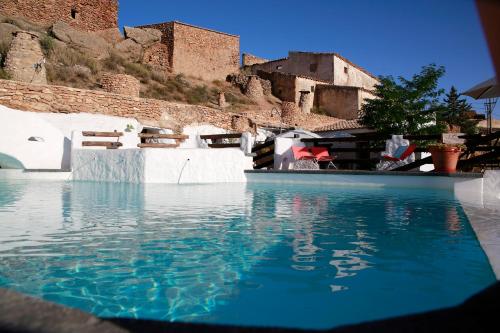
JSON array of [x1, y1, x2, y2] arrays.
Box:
[[301, 132, 500, 171], [199, 133, 242, 149]]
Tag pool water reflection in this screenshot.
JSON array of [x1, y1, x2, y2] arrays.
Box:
[[0, 180, 495, 329]]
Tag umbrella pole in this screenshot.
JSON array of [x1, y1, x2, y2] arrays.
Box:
[[484, 98, 497, 134]]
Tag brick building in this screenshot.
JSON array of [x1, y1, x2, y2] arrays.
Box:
[[138, 21, 240, 81], [0, 0, 118, 32]]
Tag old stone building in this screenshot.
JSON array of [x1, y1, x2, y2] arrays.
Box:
[[314, 85, 375, 120], [0, 0, 118, 32], [137, 21, 240, 81], [250, 51, 379, 119], [242, 53, 268, 67], [250, 51, 378, 90]]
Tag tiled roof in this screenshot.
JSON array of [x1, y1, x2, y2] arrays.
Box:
[[313, 119, 367, 132]]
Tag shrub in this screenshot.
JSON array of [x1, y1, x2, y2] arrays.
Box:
[[0, 68, 11, 80], [311, 107, 329, 116], [50, 46, 99, 74], [151, 70, 168, 85], [212, 79, 224, 87], [39, 35, 55, 56], [123, 62, 151, 83], [101, 51, 126, 72], [225, 91, 252, 105], [0, 42, 9, 67], [186, 85, 210, 104], [45, 63, 95, 89], [174, 73, 188, 85]]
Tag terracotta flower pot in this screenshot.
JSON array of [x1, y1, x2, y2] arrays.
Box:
[[429, 147, 461, 173]]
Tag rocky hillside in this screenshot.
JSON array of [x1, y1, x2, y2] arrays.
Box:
[[0, 14, 281, 114], [0, 14, 349, 132]]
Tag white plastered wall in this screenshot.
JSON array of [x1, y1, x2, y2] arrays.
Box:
[[72, 148, 254, 184], [0, 105, 143, 170], [0, 105, 65, 169]]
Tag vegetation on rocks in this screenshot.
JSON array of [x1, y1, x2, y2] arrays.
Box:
[[311, 107, 329, 116], [0, 41, 10, 79], [39, 35, 55, 56]]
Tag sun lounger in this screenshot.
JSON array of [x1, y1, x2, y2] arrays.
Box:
[[291, 146, 337, 170], [381, 144, 417, 169], [292, 146, 316, 160], [310, 147, 338, 169]]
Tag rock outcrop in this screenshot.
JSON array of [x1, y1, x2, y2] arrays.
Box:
[[0, 22, 18, 45], [51, 21, 110, 59], [123, 26, 161, 47], [4, 31, 46, 84], [115, 39, 142, 62]]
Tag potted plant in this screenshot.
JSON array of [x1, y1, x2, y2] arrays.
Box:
[[427, 143, 466, 173]]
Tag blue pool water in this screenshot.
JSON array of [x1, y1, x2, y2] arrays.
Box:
[[0, 180, 495, 329]]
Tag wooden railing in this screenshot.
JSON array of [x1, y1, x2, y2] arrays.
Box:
[[137, 133, 188, 149], [253, 140, 275, 169], [200, 133, 242, 149], [82, 131, 123, 149], [301, 132, 500, 171]]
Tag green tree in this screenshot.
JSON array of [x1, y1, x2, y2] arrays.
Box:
[[440, 86, 478, 134], [361, 64, 447, 135]]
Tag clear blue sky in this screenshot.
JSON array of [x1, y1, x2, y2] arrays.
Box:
[[119, 0, 498, 117]]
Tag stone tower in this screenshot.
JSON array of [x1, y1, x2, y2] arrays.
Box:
[[0, 0, 118, 32], [4, 31, 47, 85]]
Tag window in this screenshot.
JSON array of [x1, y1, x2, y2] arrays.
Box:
[[71, 9, 78, 19], [311, 86, 315, 93], [344, 66, 348, 74], [310, 63, 318, 72]]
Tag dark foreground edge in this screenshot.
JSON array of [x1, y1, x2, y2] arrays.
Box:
[[1, 282, 499, 333]]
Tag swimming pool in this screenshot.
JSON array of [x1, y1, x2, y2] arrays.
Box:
[[0, 180, 495, 329]]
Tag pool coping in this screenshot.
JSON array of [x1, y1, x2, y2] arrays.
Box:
[[1, 282, 499, 333], [245, 170, 483, 178], [461, 204, 500, 280]]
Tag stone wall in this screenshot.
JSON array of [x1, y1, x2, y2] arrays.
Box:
[[227, 74, 272, 96], [333, 54, 379, 91], [139, 21, 240, 81], [0, 79, 253, 131], [0, 0, 118, 32], [142, 42, 170, 71], [258, 71, 296, 102], [314, 85, 360, 120], [100, 73, 140, 97], [281, 102, 300, 125], [242, 53, 268, 66], [244, 76, 264, 99], [172, 22, 239, 81], [4, 31, 47, 85]]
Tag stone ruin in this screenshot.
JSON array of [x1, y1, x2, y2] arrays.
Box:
[[4, 31, 46, 85], [244, 76, 264, 100], [100, 73, 140, 97], [227, 73, 272, 98], [280, 101, 300, 125]]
